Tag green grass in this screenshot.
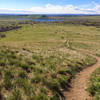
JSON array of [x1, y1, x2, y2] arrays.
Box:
[[0, 21, 99, 99], [2, 23, 100, 57], [88, 68, 100, 100], [0, 45, 96, 100]]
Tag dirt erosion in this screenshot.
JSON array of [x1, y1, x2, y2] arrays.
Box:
[[64, 52, 100, 100]]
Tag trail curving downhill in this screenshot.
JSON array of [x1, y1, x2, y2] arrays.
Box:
[[64, 50, 100, 100]]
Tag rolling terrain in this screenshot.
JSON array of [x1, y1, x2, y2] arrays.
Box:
[[0, 16, 100, 100]]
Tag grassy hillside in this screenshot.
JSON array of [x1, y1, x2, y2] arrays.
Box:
[[0, 20, 100, 99]]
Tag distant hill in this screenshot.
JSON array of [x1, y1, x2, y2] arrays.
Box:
[[0, 14, 100, 20]]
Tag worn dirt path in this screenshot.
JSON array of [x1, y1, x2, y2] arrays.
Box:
[[64, 51, 100, 100]]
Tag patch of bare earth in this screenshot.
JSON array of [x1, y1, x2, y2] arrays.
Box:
[[64, 52, 100, 100]]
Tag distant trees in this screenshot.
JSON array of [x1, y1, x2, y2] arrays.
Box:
[[0, 25, 22, 32], [39, 15, 49, 19]]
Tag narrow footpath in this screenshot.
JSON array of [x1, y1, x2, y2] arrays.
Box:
[[64, 52, 100, 100]]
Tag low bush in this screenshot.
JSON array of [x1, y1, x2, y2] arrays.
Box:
[[0, 33, 6, 38]]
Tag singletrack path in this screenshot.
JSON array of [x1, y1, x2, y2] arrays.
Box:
[[64, 51, 100, 100]]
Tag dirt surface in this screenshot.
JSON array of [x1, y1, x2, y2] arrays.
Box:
[[64, 52, 100, 100]]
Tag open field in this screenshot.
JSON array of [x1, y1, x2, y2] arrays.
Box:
[[1, 23, 100, 56], [0, 16, 100, 100]]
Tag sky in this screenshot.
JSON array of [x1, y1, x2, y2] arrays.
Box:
[[0, 0, 100, 14]]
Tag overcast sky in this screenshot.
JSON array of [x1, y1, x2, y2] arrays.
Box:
[[0, 0, 100, 14]]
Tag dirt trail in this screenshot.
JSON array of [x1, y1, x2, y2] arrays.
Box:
[[64, 51, 100, 100]]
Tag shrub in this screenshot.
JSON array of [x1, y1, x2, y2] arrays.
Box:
[[32, 54, 43, 63], [5, 70, 14, 79], [18, 71, 27, 79], [45, 79, 60, 91], [40, 87, 47, 95], [31, 74, 42, 83], [15, 78, 31, 95], [0, 33, 6, 38], [50, 95, 60, 100], [58, 68, 68, 75], [34, 93, 50, 100], [0, 58, 6, 66], [4, 76, 13, 90], [20, 63, 30, 72], [10, 88, 22, 100]]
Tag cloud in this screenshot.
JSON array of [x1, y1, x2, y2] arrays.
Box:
[[0, 2, 100, 14], [31, 4, 78, 14], [0, 8, 33, 14], [0, 8, 34, 14], [30, 4, 82, 14], [30, 3, 100, 14]]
